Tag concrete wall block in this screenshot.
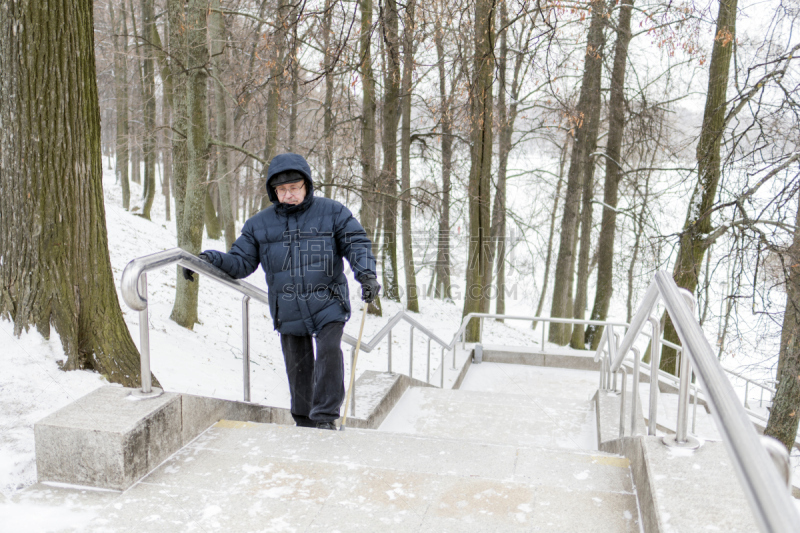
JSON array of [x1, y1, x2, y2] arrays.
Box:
[[35, 386, 182, 491]]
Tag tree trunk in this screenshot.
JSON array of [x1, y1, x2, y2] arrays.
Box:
[[433, 0, 452, 301], [462, 0, 495, 342], [110, 1, 131, 211], [0, 0, 152, 387], [549, 0, 607, 345], [288, 21, 299, 153], [323, 0, 335, 199], [661, 0, 737, 373], [170, 0, 209, 329], [204, 187, 222, 240], [584, 0, 634, 349], [359, 0, 379, 243], [533, 139, 568, 329], [765, 196, 800, 451], [151, 16, 174, 223], [381, 0, 401, 303], [161, 82, 172, 222], [168, 0, 188, 235], [131, 133, 141, 185], [259, 0, 289, 210], [488, 0, 522, 321], [570, 160, 596, 349], [210, 0, 235, 250], [139, 0, 157, 220], [400, 0, 419, 312]]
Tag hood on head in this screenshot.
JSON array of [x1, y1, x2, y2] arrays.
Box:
[[266, 153, 314, 203]]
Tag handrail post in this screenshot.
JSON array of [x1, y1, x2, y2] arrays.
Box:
[[648, 316, 661, 436], [242, 296, 251, 402], [542, 320, 546, 352], [140, 273, 152, 393], [607, 326, 617, 390], [664, 289, 699, 449], [599, 355, 606, 389], [631, 347, 641, 436], [350, 346, 356, 415], [130, 273, 162, 399], [388, 329, 392, 373], [619, 367, 628, 438], [440, 347, 445, 388], [744, 381, 750, 409], [426, 338, 431, 384], [409, 326, 414, 379]]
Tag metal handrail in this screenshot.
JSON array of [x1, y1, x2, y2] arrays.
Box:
[[120, 248, 460, 401], [621, 272, 800, 532]]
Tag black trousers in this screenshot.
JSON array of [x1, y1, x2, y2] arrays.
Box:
[[280, 321, 345, 426]]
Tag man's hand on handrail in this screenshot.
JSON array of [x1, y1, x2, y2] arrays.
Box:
[[182, 253, 211, 283]]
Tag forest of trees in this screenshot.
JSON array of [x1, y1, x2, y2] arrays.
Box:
[[1, 0, 799, 448]]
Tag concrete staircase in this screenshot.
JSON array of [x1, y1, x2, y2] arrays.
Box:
[[6, 347, 769, 532]]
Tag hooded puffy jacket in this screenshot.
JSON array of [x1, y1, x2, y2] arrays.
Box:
[[202, 153, 377, 336]]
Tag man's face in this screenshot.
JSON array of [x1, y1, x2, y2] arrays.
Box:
[[275, 180, 306, 205]]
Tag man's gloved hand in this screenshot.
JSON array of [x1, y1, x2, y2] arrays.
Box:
[[360, 275, 381, 304], [182, 253, 211, 283]]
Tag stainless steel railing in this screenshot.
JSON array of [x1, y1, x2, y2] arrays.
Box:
[[598, 271, 798, 533], [120, 248, 459, 402]]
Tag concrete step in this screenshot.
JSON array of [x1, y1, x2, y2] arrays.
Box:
[[379, 387, 598, 450], [459, 361, 601, 401], [380, 362, 601, 451], [7, 421, 640, 532]]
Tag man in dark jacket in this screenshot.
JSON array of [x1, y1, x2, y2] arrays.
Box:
[[188, 153, 380, 430]]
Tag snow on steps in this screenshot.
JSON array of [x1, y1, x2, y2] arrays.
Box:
[[9, 421, 639, 532]]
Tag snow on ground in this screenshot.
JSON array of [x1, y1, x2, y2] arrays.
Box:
[[0, 323, 107, 495]]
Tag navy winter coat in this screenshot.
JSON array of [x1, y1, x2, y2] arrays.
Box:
[[202, 153, 376, 336]]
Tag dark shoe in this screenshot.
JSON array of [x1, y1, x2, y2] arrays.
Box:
[[316, 421, 337, 430]]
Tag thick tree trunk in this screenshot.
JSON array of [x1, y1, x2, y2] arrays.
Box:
[[661, 0, 737, 373], [170, 0, 209, 329], [585, 0, 634, 349], [259, 0, 289, 210], [0, 0, 151, 387], [765, 197, 800, 451], [433, 0, 452, 301], [549, 0, 607, 345], [462, 0, 495, 342], [381, 0, 401, 303], [140, 0, 157, 220], [110, 2, 131, 210], [400, 0, 419, 312]]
